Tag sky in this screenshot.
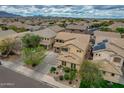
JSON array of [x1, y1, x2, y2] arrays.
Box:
[[0, 5, 124, 18]]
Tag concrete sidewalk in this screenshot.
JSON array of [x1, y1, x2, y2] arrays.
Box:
[[1, 61, 71, 88]]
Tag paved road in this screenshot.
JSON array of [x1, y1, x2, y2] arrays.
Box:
[[0, 66, 52, 88]]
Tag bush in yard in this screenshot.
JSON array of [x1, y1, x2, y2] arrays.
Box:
[[63, 67, 70, 73], [22, 46, 46, 67], [116, 27, 124, 37], [59, 75, 64, 81], [64, 73, 70, 80], [50, 67, 56, 73], [69, 70, 76, 81], [21, 34, 41, 48], [0, 38, 16, 57]]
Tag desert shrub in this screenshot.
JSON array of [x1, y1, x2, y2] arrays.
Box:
[[59, 75, 64, 81], [63, 67, 70, 73], [64, 73, 70, 80], [50, 67, 56, 73]]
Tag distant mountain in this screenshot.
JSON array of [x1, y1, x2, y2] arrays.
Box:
[[0, 11, 21, 17]]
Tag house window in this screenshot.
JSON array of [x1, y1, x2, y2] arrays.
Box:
[[77, 50, 81, 53], [103, 71, 106, 75], [47, 38, 49, 40], [96, 54, 98, 56], [62, 48, 68, 52], [56, 39, 58, 42], [71, 63, 76, 69], [99, 54, 101, 56], [113, 57, 121, 63], [56, 47, 59, 49], [59, 40, 64, 43], [111, 73, 115, 77], [62, 61, 66, 66]]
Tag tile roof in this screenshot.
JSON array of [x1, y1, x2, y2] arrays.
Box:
[[94, 31, 121, 38], [33, 25, 64, 38], [55, 32, 90, 51], [66, 24, 87, 30], [93, 60, 122, 75], [48, 25, 65, 33], [94, 37, 124, 58], [33, 28, 56, 38], [57, 52, 82, 65], [0, 30, 17, 38]]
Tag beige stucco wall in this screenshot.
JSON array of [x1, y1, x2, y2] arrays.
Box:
[[103, 71, 120, 83], [61, 44, 84, 60], [111, 55, 124, 67], [41, 37, 55, 45], [58, 60, 80, 71], [93, 51, 124, 67], [93, 51, 113, 61]]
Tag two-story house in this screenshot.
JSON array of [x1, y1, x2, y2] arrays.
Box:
[[54, 32, 90, 70], [33, 25, 64, 49], [93, 36, 124, 84]]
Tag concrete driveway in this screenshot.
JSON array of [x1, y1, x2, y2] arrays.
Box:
[[34, 51, 58, 74]]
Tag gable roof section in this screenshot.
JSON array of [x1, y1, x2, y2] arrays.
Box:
[[33, 25, 64, 38], [55, 32, 90, 51], [0, 30, 17, 39], [93, 60, 122, 75], [33, 28, 56, 38], [66, 24, 87, 30], [57, 52, 82, 65], [94, 31, 121, 38], [93, 37, 124, 58], [48, 25, 65, 33]]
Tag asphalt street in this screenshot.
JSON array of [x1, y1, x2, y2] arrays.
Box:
[[0, 66, 52, 88]]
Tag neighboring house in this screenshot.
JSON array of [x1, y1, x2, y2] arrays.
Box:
[[66, 24, 88, 33], [6, 22, 28, 28], [33, 25, 64, 49], [34, 28, 56, 49], [54, 32, 90, 70], [0, 31, 30, 55], [94, 31, 121, 38], [92, 36, 124, 84], [0, 30, 17, 38], [48, 25, 65, 33], [25, 25, 41, 31], [108, 22, 124, 31]]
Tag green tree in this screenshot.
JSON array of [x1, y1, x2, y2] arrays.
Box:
[[0, 38, 15, 57], [79, 61, 104, 88], [100, 26, 111, 31], [64, 73, 70, 80], [9, 26, 26, 33], [116, 27, 124, 34], [1, 26, 8, 30], [22, 46, 46, 67], [21, 34, 41, 48]]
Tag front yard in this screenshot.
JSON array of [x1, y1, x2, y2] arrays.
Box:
[[49, 66, 80, 87]]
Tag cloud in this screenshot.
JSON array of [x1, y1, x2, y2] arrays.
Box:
[[0, 5, 124, 18], [93, 5, 124, 10]]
